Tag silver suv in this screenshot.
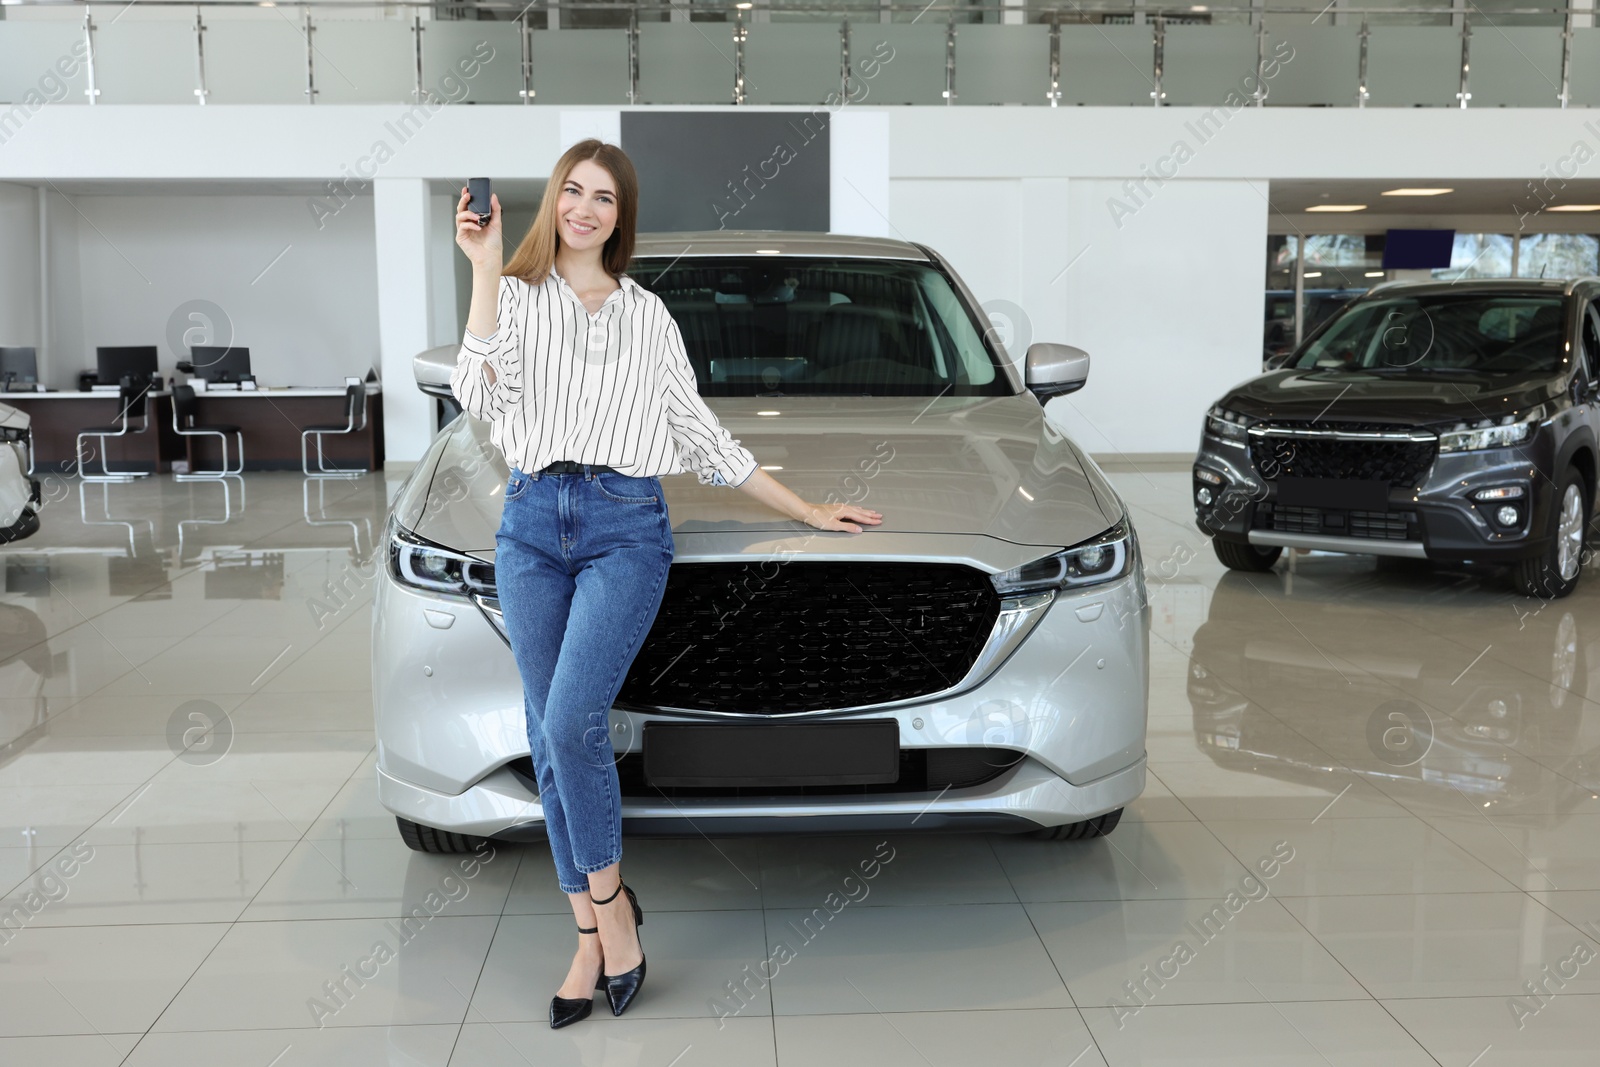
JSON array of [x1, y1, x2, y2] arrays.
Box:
[[375, 232, 1149, 851]]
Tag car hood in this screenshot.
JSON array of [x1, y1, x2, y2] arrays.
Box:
[[401, 394, 1122, 563], [1221, 368, 1560, 426]]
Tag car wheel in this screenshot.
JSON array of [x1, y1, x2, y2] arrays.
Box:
[[396, 816, 491, 854], [1028, 808, 1124, 840], [1511, 469, 1589, 600], [1213, 539, 1282, 572]]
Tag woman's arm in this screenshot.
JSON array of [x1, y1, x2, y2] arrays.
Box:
[[451, 189, 522, 419], [735, 468, 883, 534]]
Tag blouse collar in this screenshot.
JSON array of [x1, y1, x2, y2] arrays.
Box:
[[547, 265, 642, 298]]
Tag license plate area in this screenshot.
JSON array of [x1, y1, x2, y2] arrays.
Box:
[[642, 720, 899, 788], [1275, 476, 1389, 511]]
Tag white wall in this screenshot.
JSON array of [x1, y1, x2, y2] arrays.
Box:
[[0, 182, 40, 350], [39, 190, 378, 391]]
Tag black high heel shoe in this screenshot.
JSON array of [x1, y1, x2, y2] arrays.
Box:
[[593, 881, 646, 1017], [547, 924, 609, 1030]]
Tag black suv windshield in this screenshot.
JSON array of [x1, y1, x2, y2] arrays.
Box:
[[628, 255, 1011, 397], [1294, 293, 1567, 377]]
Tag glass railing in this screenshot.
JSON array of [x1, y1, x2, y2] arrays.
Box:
[[0, 1, 1590, 108]]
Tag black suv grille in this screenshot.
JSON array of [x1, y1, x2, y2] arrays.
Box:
[[1248, 421, 1437, 489], [616, 561, 1002, 714], [1258, 504, 1416, 541]]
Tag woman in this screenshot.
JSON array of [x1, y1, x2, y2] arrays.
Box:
[[451, 139, 883, 1029]]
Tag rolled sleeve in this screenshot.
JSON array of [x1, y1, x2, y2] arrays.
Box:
[[659, 317, 759, 487], [450, 275, 524, 422]]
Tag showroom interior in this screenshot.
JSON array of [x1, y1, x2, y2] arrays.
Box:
[[5, 2, 1600, 1065]]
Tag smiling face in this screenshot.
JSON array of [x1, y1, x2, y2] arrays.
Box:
[[556, 158, 619, 252]]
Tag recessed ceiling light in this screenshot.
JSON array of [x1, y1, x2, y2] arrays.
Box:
[[755, 248, 781, 254], [1303, 271, 1324, 279], [1548, 204, 1600, 212], [1381, 188, 1453, 196], [1365, 270, 1385, 277], [760, 464, 783, 470], [757, 410, 780, 416], [1306, 204, 1367, 212]]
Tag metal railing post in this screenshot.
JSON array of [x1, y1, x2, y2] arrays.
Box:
[[193, 5, 210, 105], [412, 14, 426, 104], [734, 7, 748, 105], [520, 11, 534, 104], [83, 12, 100, 105], [840, 16, 851, 103], [1254, 16, 1266, 105], [1151, 15, 1165, 107], [1047, 14, 1061, 107], [1357, 16, 1369, 108], [628, 7, 640, 105], [944, 11, 957, 104], [1560, 7, 1574, 108], [1456, 14, 1471, 108], [303, 11, 318, 104]]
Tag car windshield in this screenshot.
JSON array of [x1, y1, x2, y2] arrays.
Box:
[[628, 255, 1012, 396], [1293, 293, 1567, 376]]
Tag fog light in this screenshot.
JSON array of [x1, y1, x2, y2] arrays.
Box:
[[1496, 505, 1520, 526], [1197, 487, 1214, 506]]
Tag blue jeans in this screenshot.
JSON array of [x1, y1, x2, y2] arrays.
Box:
[[494, 465, 674, 894]]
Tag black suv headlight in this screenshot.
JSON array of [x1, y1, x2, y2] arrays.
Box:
[[990, 519, 1135, 595], [1437, 405, 1545, 453], [1205, 405, 1251, 442], [388, 524, 497, 598]]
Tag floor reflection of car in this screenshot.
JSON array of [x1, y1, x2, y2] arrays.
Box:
[[375, 231, 1151, 852], [1188, 573, 1600, 819], [1201, 279, 1600, 597]]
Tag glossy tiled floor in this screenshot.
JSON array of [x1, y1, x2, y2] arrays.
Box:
[[3, 468, 1600, 1065]]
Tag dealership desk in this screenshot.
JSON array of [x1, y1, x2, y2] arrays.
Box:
[[1, 386, 384, 474]]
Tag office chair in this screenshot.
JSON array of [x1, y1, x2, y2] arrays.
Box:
[[170, 384, 245, 480], [301, 383, 368, 478], [77, 380, 152, 482]]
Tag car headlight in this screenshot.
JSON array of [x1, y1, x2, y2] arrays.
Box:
[[1437, 406, 1544, 454], [1205, 405, 1251, 442], [388, 524, 497, 598], [990, 519, 1135, 596]]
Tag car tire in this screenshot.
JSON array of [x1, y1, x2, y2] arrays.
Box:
[[1511, 468, 1589, 600], [1213, 539, 1282, 572], [1028, 808, 1124, 840], [396, 816, 491, 854]]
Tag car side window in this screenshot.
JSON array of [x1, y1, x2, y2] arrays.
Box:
[[1583, 304, 1600, 385]]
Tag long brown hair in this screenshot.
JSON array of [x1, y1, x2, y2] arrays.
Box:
[[502, 139, 638, 286]]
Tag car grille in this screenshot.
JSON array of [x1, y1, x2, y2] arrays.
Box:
[[1248, 421, 1437, 489], [509, 747, 1025, 799], [616, 561, 1003, 714], [1259, 504, 1416, 541]]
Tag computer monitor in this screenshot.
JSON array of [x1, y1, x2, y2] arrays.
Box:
[[96, 346, 159, 390], [189, 345, 252, 384], [0, 347, 37, 389]]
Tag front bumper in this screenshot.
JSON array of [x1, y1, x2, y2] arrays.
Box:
[[1193, 432, 1555, 564], [372, 548, 1151, 835]]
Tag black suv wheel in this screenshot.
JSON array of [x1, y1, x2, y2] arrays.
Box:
[[1512, 468, 1590, 600], [1213, 539, 1282, 572]]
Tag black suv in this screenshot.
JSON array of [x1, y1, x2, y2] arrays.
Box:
[[1195, 279, 1599, 598]]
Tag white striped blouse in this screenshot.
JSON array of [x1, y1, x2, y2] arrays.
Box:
[[450, 268, 759, 487]]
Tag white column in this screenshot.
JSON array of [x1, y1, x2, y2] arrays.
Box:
[[373, 178, 434, 466], [1002, 0, 1025, 25], [829, 110, 891, 237], [1576, 0, 1594, 31]]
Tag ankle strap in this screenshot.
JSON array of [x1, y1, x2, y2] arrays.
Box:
[[590, 882, 625, 907], [576, 924, 598, 934]]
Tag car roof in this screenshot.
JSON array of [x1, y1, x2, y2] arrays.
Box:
[[1364, 277, 1600, 297], [631, 231, 931, 261]]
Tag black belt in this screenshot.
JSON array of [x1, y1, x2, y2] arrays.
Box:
[[537, 460, 618, 475]]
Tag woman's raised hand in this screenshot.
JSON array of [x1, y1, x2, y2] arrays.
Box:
[[455, 186, 503, 271]]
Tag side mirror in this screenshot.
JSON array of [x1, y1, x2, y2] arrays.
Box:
[[413, 344, 458, 400], [1024, 343, 1090, 403]]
